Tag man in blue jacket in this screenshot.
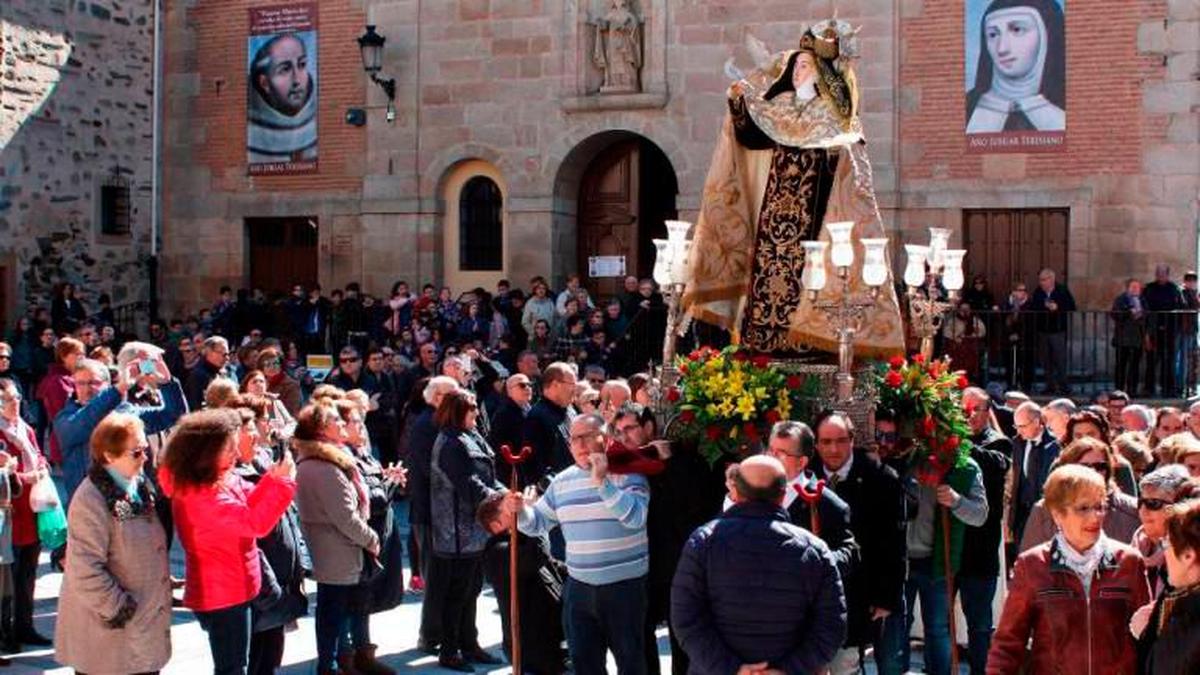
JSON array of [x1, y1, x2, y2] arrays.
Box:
[[671, 455, 846, 675], [54, 355, 186, 506]]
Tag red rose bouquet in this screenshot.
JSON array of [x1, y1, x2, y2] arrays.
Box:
[[874, 354, 972, 485]]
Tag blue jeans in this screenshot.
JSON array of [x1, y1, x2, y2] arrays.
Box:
[[902, 557, 951, 675], [194, 601, 252, 675], [956, 575, 998, 675], [316, 583, 369, 670], [873, 595, 908, 675], [563, 576, 647, 675]]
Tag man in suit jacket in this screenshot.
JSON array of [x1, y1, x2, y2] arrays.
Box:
[[813, 411, 907, 675], [763, 421, 859, 583], [1010, 401, 1060, 550]]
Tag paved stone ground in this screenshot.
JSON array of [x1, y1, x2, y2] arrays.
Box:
[[7, 500, 941, 673]]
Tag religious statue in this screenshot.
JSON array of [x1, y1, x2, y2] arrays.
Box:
[[682, 20, 905, 357], [592, 0, 642, 94]]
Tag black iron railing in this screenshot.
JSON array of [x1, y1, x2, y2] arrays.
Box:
[[615, 305, 1200, 399]]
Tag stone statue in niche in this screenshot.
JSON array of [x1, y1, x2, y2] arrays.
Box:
[[591, 0, 642, 94]]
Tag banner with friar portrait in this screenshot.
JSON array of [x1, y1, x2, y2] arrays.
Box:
[[965, 0, 1066, 154], [247, 3, 318, 175]]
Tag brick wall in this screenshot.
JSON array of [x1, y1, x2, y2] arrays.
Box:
[[900, 0, 1169, 180]]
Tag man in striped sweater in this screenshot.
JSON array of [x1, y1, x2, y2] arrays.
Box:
[[506, 413, 650, 675]]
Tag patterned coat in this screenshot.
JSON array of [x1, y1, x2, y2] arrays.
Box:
[[54, 474, 172, 674]]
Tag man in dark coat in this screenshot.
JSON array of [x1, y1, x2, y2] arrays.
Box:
[[960, 388, 1014, 675], [477, 494, 567, 675], [764, 421, 859, 585], [1009, 401, 1060, 554], [671, 455, 846, 674], [520, 363, 577, 488], [813, 410, 907, 674], [183, 336, 232, 410], [1027, 268, 1077, 394], [363, 347, 401, 465], [1143, 264, 1185, 397], [489, 374, 533, 485], [614, 404, 726, 675], [407, 375, 461, 655]]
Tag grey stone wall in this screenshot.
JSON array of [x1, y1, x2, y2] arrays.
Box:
[[0, 0, 154, 322]]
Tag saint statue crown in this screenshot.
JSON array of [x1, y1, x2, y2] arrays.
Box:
[[799, 27, 840, 61]]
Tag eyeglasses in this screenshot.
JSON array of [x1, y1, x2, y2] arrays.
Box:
[[513, 382, 532, 389], [340, 357, 360, 364], [129, 445, 148, 460], [1078, 461, 1111, 476], [0, 355, 11, 360], [1138, 497, 1175, 511], [1070, 503, 1109, 518], [875, 430, 898, 443], [74, 379, 105, 388], [616, 424, 640, 436], [570, 431, 601, 443], [0, 394, 20, 404], [262, 358, 281, 367]]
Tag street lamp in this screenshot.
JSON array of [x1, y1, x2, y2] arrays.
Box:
[[357, 25, 396, 122], [904, 228, 967, 360], [652, 220, 694, 387], [803, 222, 890, 402]]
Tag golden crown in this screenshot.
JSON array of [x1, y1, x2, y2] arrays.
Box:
[[798, 27, 840, 61]]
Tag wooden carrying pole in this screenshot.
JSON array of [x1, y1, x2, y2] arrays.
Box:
[[501, 445, 532, 674], [942, 506, 959, 675]]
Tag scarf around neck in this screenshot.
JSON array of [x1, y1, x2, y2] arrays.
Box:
[[1055, 531, 1107, 591]]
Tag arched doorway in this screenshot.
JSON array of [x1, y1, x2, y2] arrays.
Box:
[[555, 132, 678, 298]]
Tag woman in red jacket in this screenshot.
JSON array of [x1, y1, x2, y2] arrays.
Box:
[[35, 335, 83, 465], [988, 464, 1151, 674], [160, 408, 296, 675], [0, 378, 51, 651]]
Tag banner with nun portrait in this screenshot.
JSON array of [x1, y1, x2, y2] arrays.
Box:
[[247, 3, 318, 175], [965, 0, 1066, 154]]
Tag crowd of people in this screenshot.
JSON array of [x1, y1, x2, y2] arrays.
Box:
[[0, 274, 1198, 675], [927, 265, 1200, 398]]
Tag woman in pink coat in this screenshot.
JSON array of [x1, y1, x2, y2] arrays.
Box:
[[160, 408, 296, 675], [35, 335, 84, 465]]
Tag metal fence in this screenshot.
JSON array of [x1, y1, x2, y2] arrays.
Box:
[[616, 305, 1200, 400], [967, 309, 1198, 400]]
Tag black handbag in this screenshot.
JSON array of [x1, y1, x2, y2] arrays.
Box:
[[359, 550, 384, 586]]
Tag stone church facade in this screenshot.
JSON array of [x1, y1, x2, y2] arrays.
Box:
[[3, 0, 1198, 322]]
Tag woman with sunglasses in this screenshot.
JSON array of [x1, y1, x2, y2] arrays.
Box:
[[55, 413, 173, 675], [1019, 437, 1140, 553], [1066, 410, 1140, 496], [257, 347, 302, 417], [1136, 495, 1200, 675], [989, 464, 1151, 674], [1130, 465, 1193, 601]]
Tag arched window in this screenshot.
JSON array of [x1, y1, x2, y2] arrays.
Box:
[[459, 176, 503, 271]]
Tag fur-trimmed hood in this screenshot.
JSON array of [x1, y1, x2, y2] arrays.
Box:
[[290, 439, 356, 473]]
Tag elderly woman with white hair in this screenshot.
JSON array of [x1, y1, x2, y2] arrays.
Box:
[[1130, 465, 1194, 599]]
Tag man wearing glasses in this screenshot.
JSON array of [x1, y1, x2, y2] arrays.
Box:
[[184, 336, 233, 410], [505, 414, 650, 675], [489, 374, 533, 484], [1010, 401, 1061, 550], [813, 410, 907, 675], [521, 362, 578, 489], [55, 356, 185, 507]]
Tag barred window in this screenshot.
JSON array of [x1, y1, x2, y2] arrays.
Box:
[[100, 176, 131, 236], [459, 176, 502, 271]]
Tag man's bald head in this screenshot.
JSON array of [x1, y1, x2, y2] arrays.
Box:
[[727, 455, 787, 505]]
